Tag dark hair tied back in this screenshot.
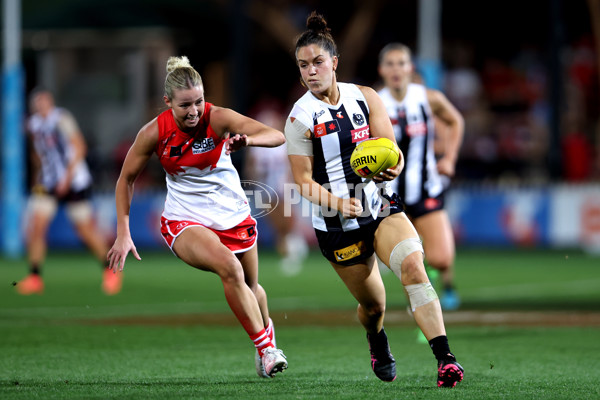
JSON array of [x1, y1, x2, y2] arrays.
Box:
[[306, 11, 330, 34], [295, 11, 338, 58]]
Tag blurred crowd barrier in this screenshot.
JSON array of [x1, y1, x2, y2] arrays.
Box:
[[14, 183, 600, 254], [446, 183, 600, 253]]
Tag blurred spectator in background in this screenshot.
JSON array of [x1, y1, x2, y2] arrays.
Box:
[[441, 42, 495, 181], [377, 43, 464, 310], [443, 43, 483, 114], [562, 35, 598, 181], [16, 88, 122, 295], [459, 53, 549, 183], [244, 98, 308, 275]]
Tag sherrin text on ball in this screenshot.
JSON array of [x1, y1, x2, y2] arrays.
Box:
[[350, 137, 399, 179]]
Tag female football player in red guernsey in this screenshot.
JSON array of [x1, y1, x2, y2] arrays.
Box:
[[285, 12, 463, 387], [107, 56, 287, 378]]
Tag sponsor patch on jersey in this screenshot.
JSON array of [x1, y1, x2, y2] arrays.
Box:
[[406, 122, 427, 137], [313, 109, 326, 119], [355, 165, 373, 178], [351, 126, 370, 143], [334, 241, 366, 262], [353, 113, 365, 126], [175, 221, 189, 231], [169, 145, 182, 157], [314, 120, 341, 138], [237, 225, 256, 240], [425, 197, 441, 210], [192, 137, 216, 154]]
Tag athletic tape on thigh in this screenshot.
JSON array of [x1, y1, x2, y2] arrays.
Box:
[[405, 282, 438, 312], [29, 193, 58, 219], [388, 237, 424, 280], [66, 201, 93, 223]]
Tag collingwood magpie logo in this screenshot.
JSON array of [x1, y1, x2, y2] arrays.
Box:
[[192, 137, 215, 154], [353, 113, 365, 126]]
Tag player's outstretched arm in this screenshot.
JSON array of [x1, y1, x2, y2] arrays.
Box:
[[107, 120, 157, 272], [211, 106, 285, 154]]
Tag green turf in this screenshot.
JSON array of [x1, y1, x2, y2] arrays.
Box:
[[1, 247, 600, 399]]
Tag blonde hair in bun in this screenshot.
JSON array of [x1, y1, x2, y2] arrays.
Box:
[[164, 56, 203, 100]]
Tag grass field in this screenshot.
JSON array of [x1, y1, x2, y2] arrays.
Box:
[[1, 247, 600, 399]]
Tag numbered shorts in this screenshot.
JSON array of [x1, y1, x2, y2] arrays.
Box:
[[160, 214, 257, 254]]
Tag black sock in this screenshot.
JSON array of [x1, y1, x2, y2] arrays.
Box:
[[379, 327, 389, 342], [428, 335, 453, 361], [367, 327, 390, 350], [30, 264, 41, 276]]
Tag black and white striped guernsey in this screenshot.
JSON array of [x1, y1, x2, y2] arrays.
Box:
[[287, 83, 393, 233], [27, 107, 92, 193], [378, 83, 445, 206]]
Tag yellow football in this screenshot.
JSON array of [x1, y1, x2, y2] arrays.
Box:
[[350, 137, 399, 179]]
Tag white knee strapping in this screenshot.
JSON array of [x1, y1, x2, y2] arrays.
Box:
[[388, 237, 424, 280], [405, 282, 438, 312], [66, 201, 93, 223], [28, 193, 58, 219]]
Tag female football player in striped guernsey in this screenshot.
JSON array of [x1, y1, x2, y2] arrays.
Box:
[[377, 43, 464, 311], [285, 12, 463, 388], [107, 56, 287, 378], [17, 88, 121, 296]]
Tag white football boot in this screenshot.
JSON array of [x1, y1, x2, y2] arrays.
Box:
[[255, 319, 276, 378], [261, 347, 287, 377]]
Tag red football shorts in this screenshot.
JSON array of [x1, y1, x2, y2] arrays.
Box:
[[160, 214, 257, 254]]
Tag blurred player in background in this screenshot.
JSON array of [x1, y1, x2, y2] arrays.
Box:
[[244, 99, 308, 276], [107, 56, 287, 378], [16, 88, 121, 296], [285, 12, 463, 387], [377, 43, 464, 310]]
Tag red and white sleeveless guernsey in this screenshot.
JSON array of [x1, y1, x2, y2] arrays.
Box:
[[156, 102, 251, 231]]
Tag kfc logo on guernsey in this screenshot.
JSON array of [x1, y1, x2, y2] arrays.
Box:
[[406, 122, 427, 137], [192, 137, 216, 154], [351, 125, 370, 143], [314, 119, 341, 138]]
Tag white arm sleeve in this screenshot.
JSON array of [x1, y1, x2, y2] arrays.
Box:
[[284, 117, 313, 157], [58, 110, 81, 139]]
